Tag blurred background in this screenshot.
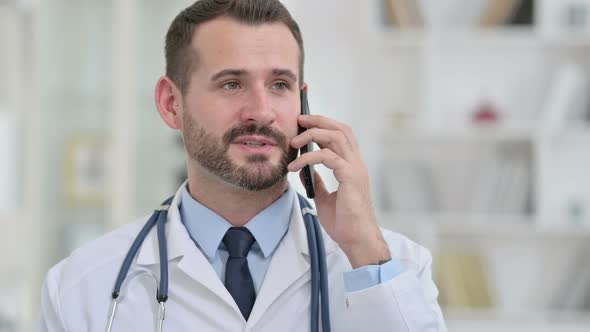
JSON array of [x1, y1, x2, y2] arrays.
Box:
[[2, 0, 590, 331]]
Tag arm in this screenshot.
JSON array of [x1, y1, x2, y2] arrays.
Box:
[[343, 237, 447, 332], [289, 114, 446, 331]]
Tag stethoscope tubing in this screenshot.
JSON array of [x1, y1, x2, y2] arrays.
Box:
[[303, 206, 320, 330], [107, 194, 330, 332]]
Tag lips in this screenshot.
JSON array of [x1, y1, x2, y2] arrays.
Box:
[[233, 135, 277, 147]]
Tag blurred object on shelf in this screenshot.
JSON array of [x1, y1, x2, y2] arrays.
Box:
[[387, 107, 417, 131], [383, 0, 422, 27], [381, 159, 437, 213], [383, 0, 534, 28], [480, 0, 534, 27], [538, 0, 590, 36], [550, 247, 590, 311], [435, 251, 494, 309], [417, 0, 490, 28], [480, 0, 520, 27], [381, 139, 533, 215], [567, 198, 587, 226], [472, 100, 501, 126], [470, 143, 533, 215], [564, 2, 590, 31], [63, 136, 109, 207], [539, 63, 590, 133], [537, 136, 590, 229], [509, 0, 535, 25]]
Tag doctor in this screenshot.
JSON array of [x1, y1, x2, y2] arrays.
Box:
[[39, 0, 446, 331]]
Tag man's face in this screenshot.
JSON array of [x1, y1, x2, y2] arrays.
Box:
[[180, 17, 301, 191]]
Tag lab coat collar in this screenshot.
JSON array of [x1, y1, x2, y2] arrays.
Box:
[[246, 194, 339, 327], [136, 182, 191, 265], [135, 182, 244, 314], [136, 182, 339, 266], [135, 181, 341, 323]]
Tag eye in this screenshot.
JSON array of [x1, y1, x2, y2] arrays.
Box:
[[222, 81, 240, 90], [271, 81, 289, 90]]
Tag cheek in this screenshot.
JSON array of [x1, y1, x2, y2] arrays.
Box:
[[277, 111, 300, 139], [274, 98, 300, 137], [188, 98, 235, 130]]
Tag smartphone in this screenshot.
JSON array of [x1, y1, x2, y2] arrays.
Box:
[[299, 87, 315, 199]]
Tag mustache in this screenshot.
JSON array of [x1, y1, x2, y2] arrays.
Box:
[[223, 124, 288, 148]]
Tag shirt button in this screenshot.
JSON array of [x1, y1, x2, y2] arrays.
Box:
[[345, 298, 350, 308]]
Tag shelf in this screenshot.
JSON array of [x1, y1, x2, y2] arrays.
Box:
[[379, 27, 536, 48], [446, 308, 590, 332], [377, 212, 590, 240], [382, 126, 590, 144], [383, 128, 534, 143], [539, 128, 590, 143], [538, 33, 590, 48], [376, 27, 590, 49], [445, 307, 590, 322]]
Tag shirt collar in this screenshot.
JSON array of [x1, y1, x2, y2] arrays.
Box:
[[179, 184, 295, 261]]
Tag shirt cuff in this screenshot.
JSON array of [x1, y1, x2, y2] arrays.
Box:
[[343, 259, 405, 292]]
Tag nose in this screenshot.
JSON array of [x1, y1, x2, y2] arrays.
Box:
[[239, 86, 276, 125]]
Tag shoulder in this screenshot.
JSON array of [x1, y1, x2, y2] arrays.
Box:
[[44, 216, 148, 296]]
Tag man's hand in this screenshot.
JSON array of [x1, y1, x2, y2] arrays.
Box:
[[288, 114, 391, 269]]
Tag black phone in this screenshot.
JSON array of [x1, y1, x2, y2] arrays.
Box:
[[299, 87, 315, 199]]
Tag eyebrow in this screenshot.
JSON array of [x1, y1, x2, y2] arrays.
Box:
[[272, 69, 298, 83], [210, 69, 246, 82], [209, 68, 298, 83]]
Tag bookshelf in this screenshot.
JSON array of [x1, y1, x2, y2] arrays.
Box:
[[6, 0, 590, 330], [349, 0, 590, 329], [378, 27, 590, 49]]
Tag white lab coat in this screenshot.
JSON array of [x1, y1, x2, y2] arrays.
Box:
[[39, 185, 447, 331]]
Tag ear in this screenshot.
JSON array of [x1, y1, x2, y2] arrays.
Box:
[[155, 76, 183, 129], [301, 82, 308, 92]]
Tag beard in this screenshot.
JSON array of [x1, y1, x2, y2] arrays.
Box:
[[182, 112, 299, 191]]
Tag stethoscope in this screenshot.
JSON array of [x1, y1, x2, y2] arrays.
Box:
[[105, 193, 331, 332]]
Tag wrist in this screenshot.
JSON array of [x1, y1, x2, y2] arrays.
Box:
[[341, 232, 391, 269]]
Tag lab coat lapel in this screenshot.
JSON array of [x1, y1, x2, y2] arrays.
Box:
[[175, 241, 242, 317], [247, 195, 339, 327], [171, 210, 241, 317], [136, 186, 242, 318]]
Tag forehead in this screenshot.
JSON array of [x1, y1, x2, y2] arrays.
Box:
[[190, 16, 300, 79]]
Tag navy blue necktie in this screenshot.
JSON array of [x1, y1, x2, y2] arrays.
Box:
[[223, 227, 256, 320]]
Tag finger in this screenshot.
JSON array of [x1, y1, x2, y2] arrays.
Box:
[[298, 115, 359, 150], [291, 128, 355, 161], [288, 148, 349, 178], [298, 114, 342, 130]]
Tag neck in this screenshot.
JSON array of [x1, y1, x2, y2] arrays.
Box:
[[185, 162, 289, 227]]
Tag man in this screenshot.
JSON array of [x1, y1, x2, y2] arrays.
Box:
[[40, 0, 446, 331]]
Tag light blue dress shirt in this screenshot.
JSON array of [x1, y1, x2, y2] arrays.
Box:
[[179, 184, 404, 293]]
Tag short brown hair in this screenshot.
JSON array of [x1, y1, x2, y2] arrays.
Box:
[[165, 0, 305, 94]]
